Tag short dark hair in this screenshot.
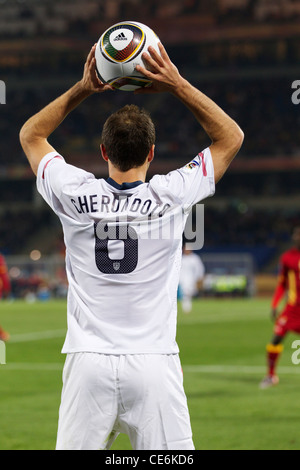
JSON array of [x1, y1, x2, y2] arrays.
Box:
[[101, 105, 156, 172]]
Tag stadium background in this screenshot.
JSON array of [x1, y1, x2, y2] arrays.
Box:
[[1, 0, 300, 299], [1, 0, 300, 451]]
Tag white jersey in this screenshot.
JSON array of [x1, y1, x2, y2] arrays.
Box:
[[179, 253, 205, 297], [37, 148, 215, 354]]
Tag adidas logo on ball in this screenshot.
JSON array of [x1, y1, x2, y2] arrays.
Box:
[[114, 32, 127, 41], [96, 21, 160, 91]]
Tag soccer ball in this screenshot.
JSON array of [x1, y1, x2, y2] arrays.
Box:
[[95, 21, 160, 92]]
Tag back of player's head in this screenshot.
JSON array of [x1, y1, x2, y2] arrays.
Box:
[[101, 104, 155, 172]]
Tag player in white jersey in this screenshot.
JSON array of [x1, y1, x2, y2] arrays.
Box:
[[19, 42, 244, 450], [179, 246, 205, 313]]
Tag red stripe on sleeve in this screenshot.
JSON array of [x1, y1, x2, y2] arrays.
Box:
[[198, 152, 207, 176], [42, 156, 63, 179]]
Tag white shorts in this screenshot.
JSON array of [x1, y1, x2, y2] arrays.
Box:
[[56, 352, 194, 450]]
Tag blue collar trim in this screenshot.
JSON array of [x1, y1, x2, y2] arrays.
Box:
[[106, 177, 144, 190]]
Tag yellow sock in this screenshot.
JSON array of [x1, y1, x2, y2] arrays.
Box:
[[266, 343, 284, 354]]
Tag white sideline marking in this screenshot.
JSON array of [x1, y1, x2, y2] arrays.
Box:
[[9, 329, 66, 343], [3, 328, 300, 374], [7, 310, 265, 345]]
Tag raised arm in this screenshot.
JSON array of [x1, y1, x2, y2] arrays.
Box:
[[19, 45, 112, 175], [136, 43, 244, 183]]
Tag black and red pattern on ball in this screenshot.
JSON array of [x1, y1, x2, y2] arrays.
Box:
[[102, 24, 144, 62]]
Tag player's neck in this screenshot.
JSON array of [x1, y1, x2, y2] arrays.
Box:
[[108, 163, 148, 185]]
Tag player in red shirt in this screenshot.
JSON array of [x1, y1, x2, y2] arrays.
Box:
[[260, 226, 300, 388], [0, 253, 11, 341]]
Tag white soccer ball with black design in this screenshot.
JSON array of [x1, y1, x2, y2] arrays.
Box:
[[95, 21, 160, 91]]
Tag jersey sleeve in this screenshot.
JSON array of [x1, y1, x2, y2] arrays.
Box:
[[36, 151, 95, 214], [150, 147, 215, 212]]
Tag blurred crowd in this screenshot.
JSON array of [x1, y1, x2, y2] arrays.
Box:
[[0, 0, 299, 274], [1, 76, 300, 170], [0, 0, 300, 38], [0, 209, 53, 254], [8, 264, 68, 301], [204, 206, 297, 248], [1, 0, 299, 171]]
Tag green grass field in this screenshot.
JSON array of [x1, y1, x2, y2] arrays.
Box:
[[0, 297, 300, 450]]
